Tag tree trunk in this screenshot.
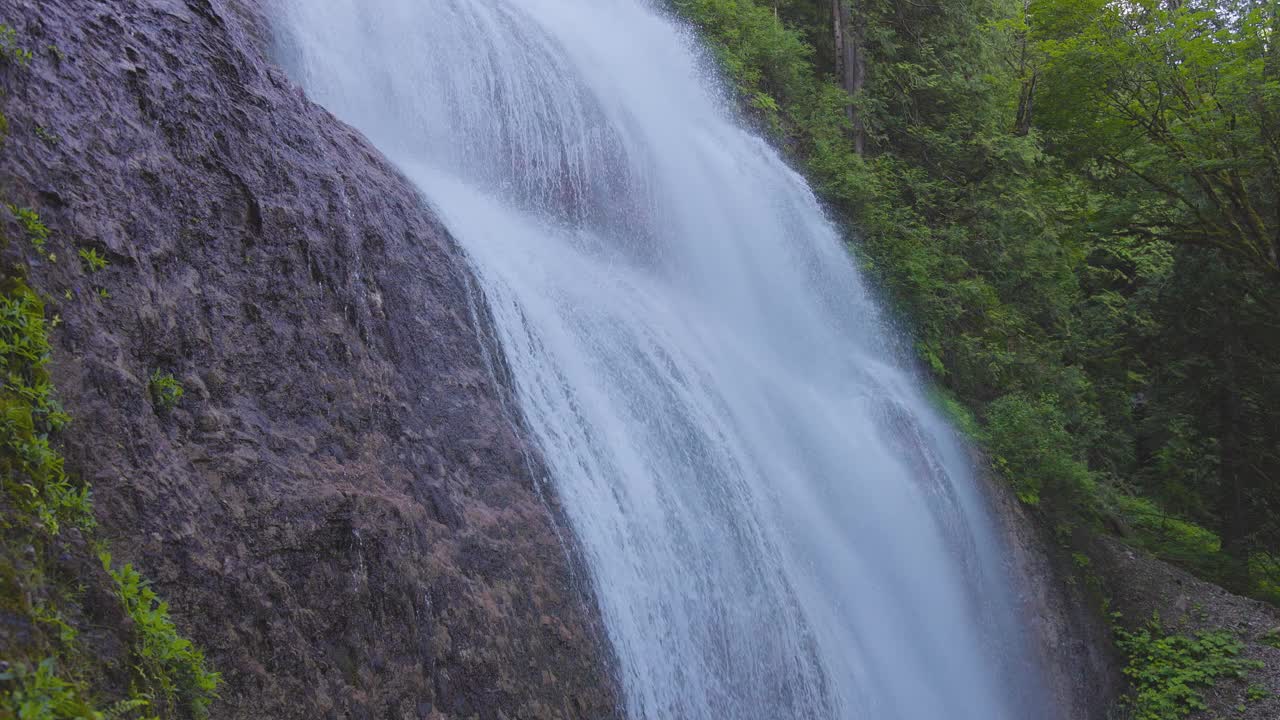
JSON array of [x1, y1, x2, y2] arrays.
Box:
[[831, 0, 866, 154], [1217, 337, 1250, 590], [1014, 72, 1036, 136], [1013, 0, 1035, 136], [1265, 4, 1280, 276]]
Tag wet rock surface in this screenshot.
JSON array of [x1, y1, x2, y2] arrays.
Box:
[[975, 454, 1124, 720], [0, 0, 620, 717]]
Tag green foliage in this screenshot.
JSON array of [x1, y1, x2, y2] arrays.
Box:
[[7, 206, 50, 252], [147, 370, 182, 412], [0, 195, 217, 718], [985, 392, 1092, 506], [101, 553, 220, 719], [1250, 554, 1280, 606], [1116, 618, 1261, 720], [31, 599, 79, 648], [0, 24, 33, 67], [0, 660, 164, 720], [927, 386, 981, 440], [1104, 491, 1225, 584], [34, 126, 60, 146], [1261, 628, 1280, 650], [674, 0, 1280, 601], [0, 658, 99, 720], [0, 280, 89, 535], [1246, 683, 1271, 702], [77, 249, 108, 275]]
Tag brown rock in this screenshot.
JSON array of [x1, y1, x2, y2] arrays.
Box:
[[972, 450, 1124, 720], [0, 0, 620, 717]]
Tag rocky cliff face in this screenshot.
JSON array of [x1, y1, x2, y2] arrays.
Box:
[[974, 458, 1123, 720], [0, 0, 619, 717]]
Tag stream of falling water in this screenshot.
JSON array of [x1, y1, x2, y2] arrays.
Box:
[[272, 1, 1049, 717]]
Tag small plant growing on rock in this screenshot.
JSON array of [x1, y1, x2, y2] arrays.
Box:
[[78, 247, 108, 274], [1261, 627, 1280, 649], [0, 280, 86, 534], [0, 658, 98, 719], [0, 25, 32, 67], [34, 125, 60, 146], [149, 369, 184, 411], [0, 242, 218, 718], [7, 205, 49, 251], [101, 552, 221, 718]]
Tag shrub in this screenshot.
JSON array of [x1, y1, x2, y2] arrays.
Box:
[[7, 205, 50, 252], [77, 248, 108, 274], [1116, 617, 1261, 720], [0, 25, 32, 67], [0, 658, 97, 720], [1103, 491, 1224, 582], [0, 199, 218, 718], [148, 370, 183, 412], [102, 552, 221, 719], [0, 280, 91, 534], [983, 392, 1092, 506]]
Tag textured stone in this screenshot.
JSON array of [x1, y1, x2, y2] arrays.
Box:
[[0, 0, 620, 717]]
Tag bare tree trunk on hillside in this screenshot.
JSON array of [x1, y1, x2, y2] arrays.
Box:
[[1217, 338, 1250, 591], [832, 0, 866, 154], [1265, 3, 1280, 276], [1013, 0, 1035, 135], [1014, 72, 1036, 136]]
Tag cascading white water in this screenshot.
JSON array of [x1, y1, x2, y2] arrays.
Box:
[[271, 0, 1049, 717]]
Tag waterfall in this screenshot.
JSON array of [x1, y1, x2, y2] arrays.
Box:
[[271, 0, 1048, 717]]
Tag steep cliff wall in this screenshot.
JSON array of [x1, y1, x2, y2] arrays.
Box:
[[0, 0, 619, 717], [974, 456, 1123, 720]]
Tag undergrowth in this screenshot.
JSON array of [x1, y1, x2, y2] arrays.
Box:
[[1115, 617, 1261, 720], [147, 370, 182, 412], [0, 24, 32, 67], [102, 554, 220, 718], [0, 21, 218, 718], [77, 248, 107, 274], [0, 270, 220, 719]]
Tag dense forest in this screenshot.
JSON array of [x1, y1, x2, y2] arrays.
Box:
[[673, 0, 1280, 600]]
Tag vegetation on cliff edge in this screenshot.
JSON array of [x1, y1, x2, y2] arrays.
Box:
[[0, 23, 218, 720], [672, 0, 1280, 605]]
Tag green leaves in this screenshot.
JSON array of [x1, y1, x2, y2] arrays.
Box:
[[147, 370, 183, 412], [0, 24, 33, 67], [0, 251, 216, 718], [101, 553, 221, 719], [984, 392, 1092, 506], [1116, 618, 1262, 720], [77, 248, 108, 275], [0, 281, 89, 535], [1034, 0, 1279, 279], [7, 205, 50, 252], [0, 658, 99, 720]]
